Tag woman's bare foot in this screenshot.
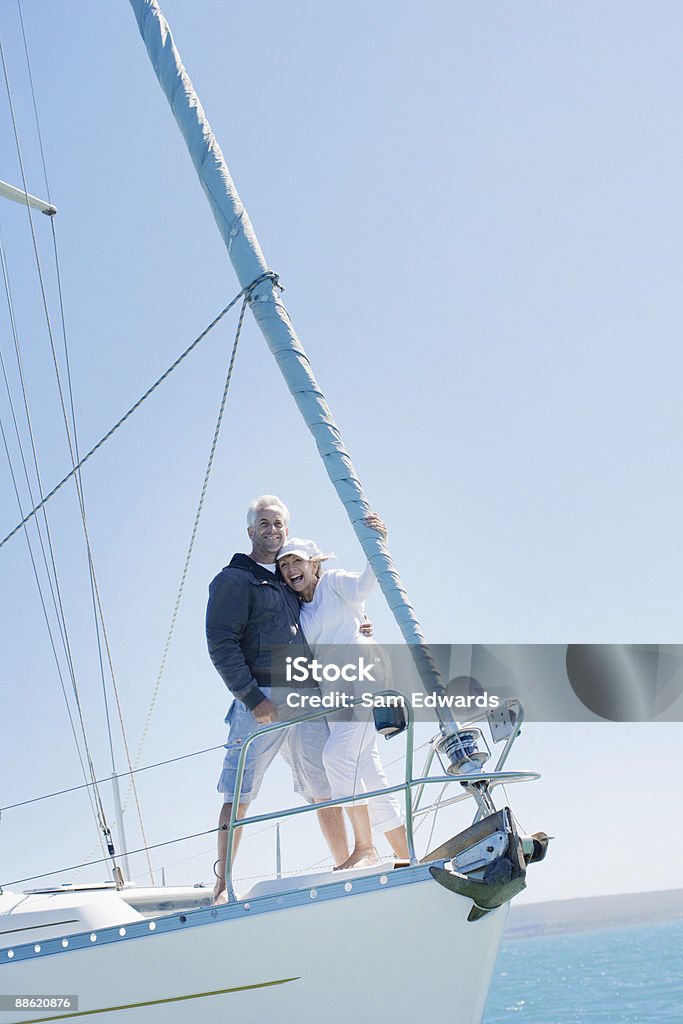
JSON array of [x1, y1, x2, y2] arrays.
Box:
[[212, 885, 229, 905], [334, 846, 379, 871]]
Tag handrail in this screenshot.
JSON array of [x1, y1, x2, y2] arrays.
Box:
[[227, 773, 538, 830], [411, 700, 526, 820], [412, 773, 538, 819], [223, 693, 534, 900], [225, 690, 413, 898]]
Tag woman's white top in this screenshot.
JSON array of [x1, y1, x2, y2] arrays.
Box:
[[299, 562, 375, 646]]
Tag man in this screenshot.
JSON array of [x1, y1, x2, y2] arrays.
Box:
[[206, 494, 348, 903]]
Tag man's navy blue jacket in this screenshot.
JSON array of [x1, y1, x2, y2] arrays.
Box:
[[206, 553, 307, 711]]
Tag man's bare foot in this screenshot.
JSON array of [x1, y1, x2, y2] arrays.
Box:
[[334, 846, 379, 871]]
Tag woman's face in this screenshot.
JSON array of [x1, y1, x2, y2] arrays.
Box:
[[278, 555, 319, 601]]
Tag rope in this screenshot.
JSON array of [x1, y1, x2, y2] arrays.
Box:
[[132, 293, 250, 773], [0, 273, 277, 551]]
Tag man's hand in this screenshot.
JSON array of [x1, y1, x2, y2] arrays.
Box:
[[252, 697, 278, 724]]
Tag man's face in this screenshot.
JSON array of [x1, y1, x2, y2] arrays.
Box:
[[248, 505, 288, 559]]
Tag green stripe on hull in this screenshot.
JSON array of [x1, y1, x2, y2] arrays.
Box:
[[10, 977, 301, 1024]]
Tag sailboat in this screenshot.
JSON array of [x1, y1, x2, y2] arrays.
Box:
[[0, 2, 547, 1021]]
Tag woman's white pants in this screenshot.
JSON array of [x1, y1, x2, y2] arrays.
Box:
[[323, 720, 404, 835]]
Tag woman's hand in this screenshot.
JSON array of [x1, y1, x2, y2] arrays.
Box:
[[364, 512, 387, 539]]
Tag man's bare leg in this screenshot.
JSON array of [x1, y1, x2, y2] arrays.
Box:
[[212, 800, 250, 904], [314, 803, 349, 867], [385, 824, 410, 860]]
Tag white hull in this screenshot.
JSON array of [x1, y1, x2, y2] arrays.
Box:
[[1, 866, 506, 1024]]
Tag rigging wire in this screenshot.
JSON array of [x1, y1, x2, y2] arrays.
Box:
[[4, 32, 166, 891], [1, 258, 265, 877], [1, 11, 274, 885], [129, 820, 282, 885], [0, 280, 270, 551], [1, 272, 265, 840], [1, 34, 119, 877], [0, 237, 63, 634], [421, 782, 449, 850], [4, 18, 161, 884], [112, 287, 251, 833], [0, 411, 106, 857], [1, 233, 271, 884], [0, 241, 80, 688], [0, 240, 107, 863], [10, 17, 149, 858], [132, 292, 250, 773], [0, 243, 69, 660], [1, 742, 226, 814], [16, 0, 52, 204], [44, 218, 156, 877], [0, 237, 78, 690], [17, 0, 121, 790], [2, 826, 222, 890]]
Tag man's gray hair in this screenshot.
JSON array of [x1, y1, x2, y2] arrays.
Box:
[[246, 495, 290, 530]]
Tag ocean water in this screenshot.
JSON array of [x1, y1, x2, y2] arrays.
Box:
[[483, 919, 683, 1023]]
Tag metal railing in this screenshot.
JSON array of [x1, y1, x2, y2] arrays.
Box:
[[223, 694, 537, 901]]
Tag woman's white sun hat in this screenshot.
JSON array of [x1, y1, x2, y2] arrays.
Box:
[[276, 538, 334, 562]]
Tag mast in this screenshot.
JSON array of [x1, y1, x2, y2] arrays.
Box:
[[128, 0, 452, 722]]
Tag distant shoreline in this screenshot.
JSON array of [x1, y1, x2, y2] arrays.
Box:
[[506, 888, 683, 939]]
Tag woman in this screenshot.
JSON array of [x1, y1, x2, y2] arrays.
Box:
[[277, 514, 409, 870]]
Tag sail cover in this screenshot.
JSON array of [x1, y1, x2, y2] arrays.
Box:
[[128, 0, 449, 708]]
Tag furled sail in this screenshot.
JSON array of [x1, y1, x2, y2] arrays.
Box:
[[128, 0, 450, 712]]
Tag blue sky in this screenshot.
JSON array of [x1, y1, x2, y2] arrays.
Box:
[[1, 1, 682, 904]]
